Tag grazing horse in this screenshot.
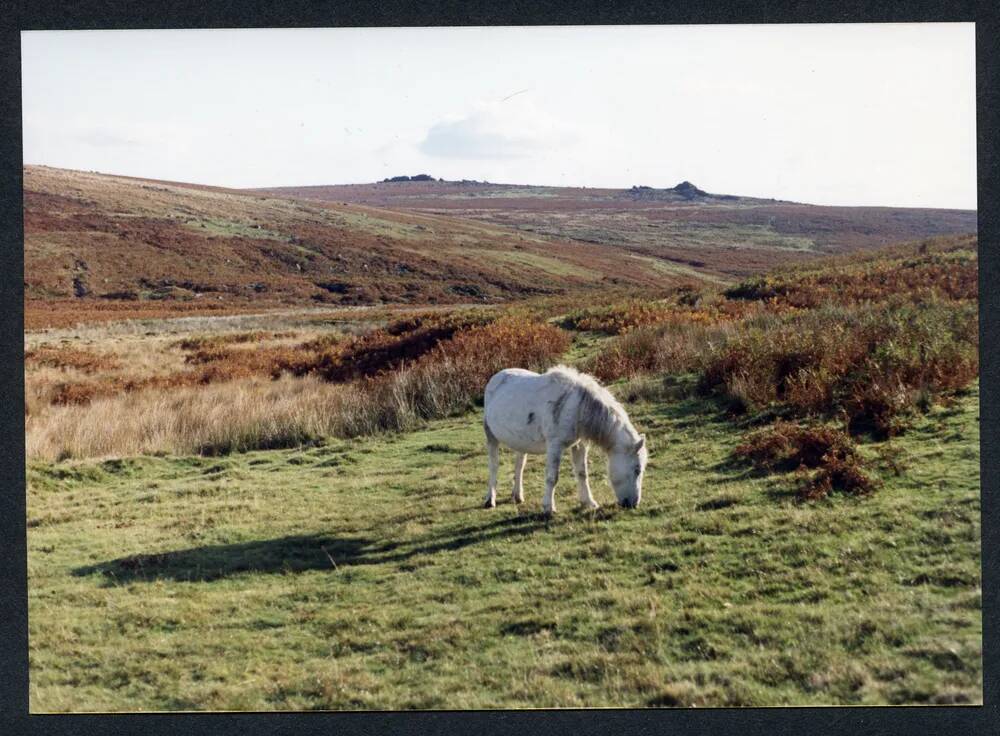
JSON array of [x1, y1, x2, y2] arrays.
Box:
[[482, 365, 648, 514]]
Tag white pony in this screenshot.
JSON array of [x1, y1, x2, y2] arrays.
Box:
[[482, 365, 648, 514]]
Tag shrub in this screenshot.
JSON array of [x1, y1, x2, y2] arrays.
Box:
[[734, 421, 878, 500], [383, 309, 496, 336], [586, 322, 735, 381], [698, 302, 978, 436], [724, 247, 977, 309], [560, 296, 772, 336]]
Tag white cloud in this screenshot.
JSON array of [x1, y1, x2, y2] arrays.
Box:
[[420, 96, 576, 160]]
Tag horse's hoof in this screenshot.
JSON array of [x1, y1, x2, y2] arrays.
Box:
[[512, 496, 524, 505], [582, 501, 600, 510], [483, 499, 496, 509], [543, 507, 555, 518]]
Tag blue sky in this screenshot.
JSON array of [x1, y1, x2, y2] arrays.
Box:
[[21, 24, 976, 208]]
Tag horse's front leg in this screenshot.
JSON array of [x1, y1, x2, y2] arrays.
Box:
[[542, 443, 564, 515], [571, 443, 599, 509]]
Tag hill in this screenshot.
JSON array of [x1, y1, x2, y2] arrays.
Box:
[[23, 166, 702, 328], [257, 179, 977, 279], [26, 167, 975, 330]]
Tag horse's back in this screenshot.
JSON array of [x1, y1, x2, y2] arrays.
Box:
[[484, 368, 541, 403]]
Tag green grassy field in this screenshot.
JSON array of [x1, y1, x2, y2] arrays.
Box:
[[26, 375, 981, 711]]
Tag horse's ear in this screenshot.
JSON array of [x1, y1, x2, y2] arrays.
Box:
[[635, 435, 646, 451]]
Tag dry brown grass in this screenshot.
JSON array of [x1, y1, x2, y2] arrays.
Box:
[[172, 330, 298, 351], [24, 346, 120, 373], [26, 315, 570, 461], [27, 375, 349, 460], [24, 299, 277, 331], [586, 321, 738, 381]]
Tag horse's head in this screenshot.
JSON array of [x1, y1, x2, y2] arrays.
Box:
[[609, 434, 647, 509]]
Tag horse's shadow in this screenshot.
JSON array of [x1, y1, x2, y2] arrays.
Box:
[[73, 511, 550, 586]]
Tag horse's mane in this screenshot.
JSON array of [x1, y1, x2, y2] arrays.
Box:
[[545, 365, 637, 450]]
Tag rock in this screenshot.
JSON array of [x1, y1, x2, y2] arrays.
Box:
[[671, 181, 708, 199]]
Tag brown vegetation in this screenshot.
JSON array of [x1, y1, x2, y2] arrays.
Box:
[[723, 236, 977, 307], [560, 294, 785, 335], [23, 166, 977, 476], [586, 236, 978, 442], [25, 346, 120, 373], [586, 321, 735, 382], [172, 330, 297, 351], [697, 302, 978, 436], [24, 299, 274, 331], [275, 310, 498, 382], [26, 315, 569, 460], [734, 421, 878, 500]]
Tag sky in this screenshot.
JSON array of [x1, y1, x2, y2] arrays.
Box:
[[21, 24, 977, 209]]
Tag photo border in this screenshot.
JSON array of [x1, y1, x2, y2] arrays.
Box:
[[2, 1, 996, 734]]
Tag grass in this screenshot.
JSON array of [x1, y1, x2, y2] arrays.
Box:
[[179, 218, 284, 241], [649, 221, 818, 252], [23, 232, 982, 710], [26, 381, 981, 710], [626, 254, 730, 283], [489, 250, 599, 279]]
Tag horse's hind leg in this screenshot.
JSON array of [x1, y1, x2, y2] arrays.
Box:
[[484, 421, 500, 509], [571, 443, 599, 510], [512, 453, 526, 504]]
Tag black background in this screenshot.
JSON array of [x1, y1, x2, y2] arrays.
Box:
[[1, 2, 996, 734]]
